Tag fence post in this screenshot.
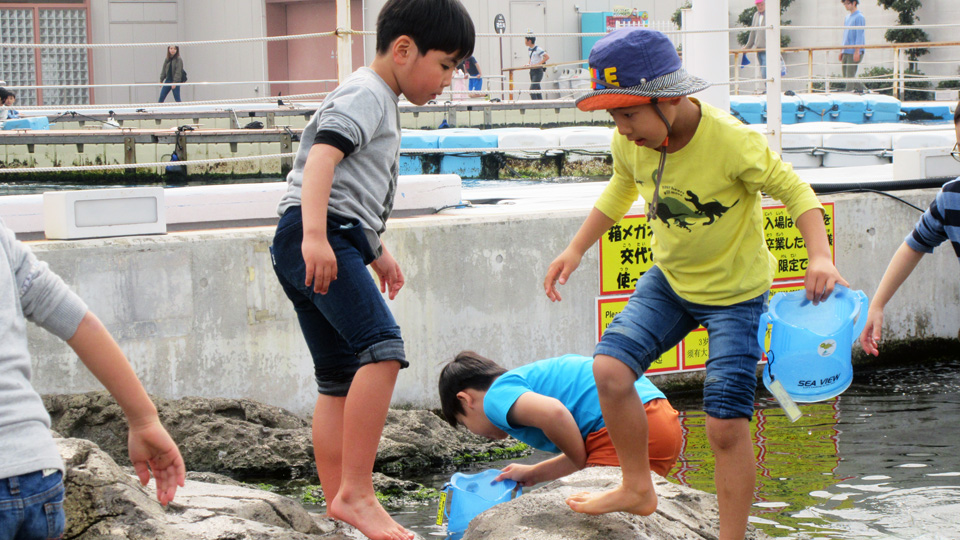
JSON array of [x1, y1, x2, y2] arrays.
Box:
[[807, 50, 813, 94]]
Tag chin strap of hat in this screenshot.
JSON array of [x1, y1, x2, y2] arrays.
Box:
[[647, 98, 672, 223]]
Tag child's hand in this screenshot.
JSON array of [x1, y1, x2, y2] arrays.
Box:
[[495, 463, 539, 487], [128, 420, 186, 506], [302, 235, 337, 294], [803, 256, 848, 305], [371, 248, 404, 300], [859, 306, 884, 357], [544, 248, 583, 302]]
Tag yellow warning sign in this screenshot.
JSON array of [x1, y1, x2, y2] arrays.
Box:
[[598, 203, 835, 295]]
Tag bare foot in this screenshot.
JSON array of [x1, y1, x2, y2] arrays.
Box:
[[328, 491, 413, 540], [565, 484, 657, 516]]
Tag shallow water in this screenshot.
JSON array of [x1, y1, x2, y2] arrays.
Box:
[[403, 357, 960, 539]]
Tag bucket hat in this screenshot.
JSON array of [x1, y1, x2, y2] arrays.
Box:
[[575, 28, 710, 112]]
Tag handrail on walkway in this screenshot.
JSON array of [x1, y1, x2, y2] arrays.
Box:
[[736, 40, 960, 98]]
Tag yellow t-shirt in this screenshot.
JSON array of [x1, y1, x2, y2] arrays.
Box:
[[594, 99, 823, 306]]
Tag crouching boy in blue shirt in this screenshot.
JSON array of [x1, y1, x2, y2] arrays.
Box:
[[439, 351, 682, 486]]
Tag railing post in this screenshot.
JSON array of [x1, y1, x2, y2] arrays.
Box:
[[336, 0, 352, 84], [807, 50, 813, 94], [765, 0, 782, 155], [895, 47, 903, 99], [734, 53, 741, 96]]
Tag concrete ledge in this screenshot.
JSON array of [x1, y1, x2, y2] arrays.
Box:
[[1, 174, 462, 237]]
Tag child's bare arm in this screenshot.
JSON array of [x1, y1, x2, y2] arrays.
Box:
[[494, 392, 587, 485], [66, 312, 185, 505], [859, 242, 925, 356], [545, 207, 616, 301], [495, 454, 579, 486], [301, 144, 344, 294], [796, 208, 849, 303]]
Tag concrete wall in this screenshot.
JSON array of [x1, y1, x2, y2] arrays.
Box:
[[24, 190, 960, 417]]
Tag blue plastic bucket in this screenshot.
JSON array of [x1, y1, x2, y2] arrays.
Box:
[[439, 469, 522, 535], [757, 285, 868, 402]]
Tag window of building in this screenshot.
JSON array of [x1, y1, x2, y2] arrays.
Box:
[[0, 1, 91, 106]]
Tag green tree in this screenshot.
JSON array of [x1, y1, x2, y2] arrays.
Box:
[[876, 0, 929, 63], [736, 0, 794, 48]]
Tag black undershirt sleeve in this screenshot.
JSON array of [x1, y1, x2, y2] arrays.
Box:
[[314, 129, 356, 157]]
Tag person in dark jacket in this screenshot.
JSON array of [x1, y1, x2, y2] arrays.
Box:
[[158, 45, 184, 103]]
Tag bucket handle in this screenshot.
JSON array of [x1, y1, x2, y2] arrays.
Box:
[[437, 483, 452, 526], [851, 289, 870, 346], [756, 312, 772, 357]]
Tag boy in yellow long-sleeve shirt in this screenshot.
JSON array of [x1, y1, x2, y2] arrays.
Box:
[[543, 28, 848, 540]]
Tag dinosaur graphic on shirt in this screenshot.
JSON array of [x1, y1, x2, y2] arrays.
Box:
[[685, 190, 739, 225]]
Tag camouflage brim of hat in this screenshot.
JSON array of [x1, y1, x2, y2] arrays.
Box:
[[575, 28, 711, 112]]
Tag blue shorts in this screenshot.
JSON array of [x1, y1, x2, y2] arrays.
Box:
[[0, 470, 65, 540], [595, 266, 768, 419], [271, 206, 407, 397], [468, 78, 482, 91]]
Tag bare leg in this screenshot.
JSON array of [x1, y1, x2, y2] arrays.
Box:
[[327, 361, 413, 540], [566, 355, 657, 516], [707, 416, 755, 540], [312, 394, 345, 512]]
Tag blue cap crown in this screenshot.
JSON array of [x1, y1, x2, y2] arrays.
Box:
[[589, 28, 681, 90]]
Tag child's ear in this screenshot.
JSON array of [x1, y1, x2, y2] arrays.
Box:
[[456, 390, 474, 408], [392, 35, 416, 66]]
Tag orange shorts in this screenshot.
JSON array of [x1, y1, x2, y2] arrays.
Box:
[[584, 398, 682, 477]]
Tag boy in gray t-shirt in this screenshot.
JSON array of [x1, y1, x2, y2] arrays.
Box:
[[270, 1, 475, 538], [0, 218, 184, 539]]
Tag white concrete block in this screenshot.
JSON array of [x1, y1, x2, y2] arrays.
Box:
[[394, 174, 461, 212], [893, 147, 960, 181], [43, 187, 165, 240]]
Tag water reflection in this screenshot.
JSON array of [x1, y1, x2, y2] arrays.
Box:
[[671, 359, 960, 539]]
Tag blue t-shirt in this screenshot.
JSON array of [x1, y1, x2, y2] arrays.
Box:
[[482, 354, 666, 453], [842, 10, 866, 55]]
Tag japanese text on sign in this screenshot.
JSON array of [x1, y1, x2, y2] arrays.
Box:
[[599, 203, 835, 295]]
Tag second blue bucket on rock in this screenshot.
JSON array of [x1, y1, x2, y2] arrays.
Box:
[[757, 285, 869, 403], [439, 469, 522, 536]]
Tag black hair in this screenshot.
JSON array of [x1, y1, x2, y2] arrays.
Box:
[[438, 351, 507, 428], [0, 87, 14, 102], [954, 99, 960, 124], [376, 0, 475, 61], [166, 45, 180, 60], [525, 36, 536, 44]]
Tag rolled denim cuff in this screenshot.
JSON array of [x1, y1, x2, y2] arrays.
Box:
[[357, 338, 408, 369]]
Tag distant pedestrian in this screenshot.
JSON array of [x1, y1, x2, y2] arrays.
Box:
[[525, 36, 549, 100], [460, 55, 483, 97], [839, 0, 865, 93], [744, 0, 767, 82], [158, 45, 185, 103]]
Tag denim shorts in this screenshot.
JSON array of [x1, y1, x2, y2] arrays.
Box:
[[595, 266, 768, 419], [0, 470, 65, 540], [271, 206, 407, 397]]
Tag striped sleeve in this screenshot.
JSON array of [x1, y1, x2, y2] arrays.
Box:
[[905, 179, 960, 261]]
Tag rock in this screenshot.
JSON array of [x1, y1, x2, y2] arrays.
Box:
[[57, 437, 357, 540], [463, 467, 770, 540], [45, 392, 528, 479]]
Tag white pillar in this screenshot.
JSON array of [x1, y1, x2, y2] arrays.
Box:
[[765, 0, 782, 154], [337, 0, 352, 84], [683, 0, 730, 114]]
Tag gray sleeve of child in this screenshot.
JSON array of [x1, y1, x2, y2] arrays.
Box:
[[316, 85, 385, 153], [1, 221, 88, 340]]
